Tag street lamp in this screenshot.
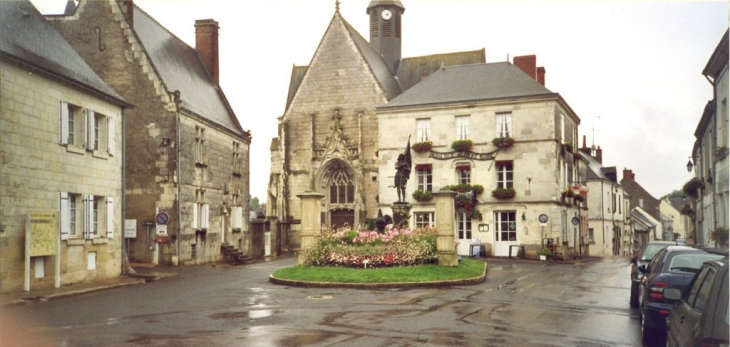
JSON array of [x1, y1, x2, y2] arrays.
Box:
[[686, 157, 694, 173]]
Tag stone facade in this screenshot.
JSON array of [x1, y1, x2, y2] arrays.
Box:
[[49, 0, 251, 266], [0, 61, 125, 292], [378, 83, 585, 258]]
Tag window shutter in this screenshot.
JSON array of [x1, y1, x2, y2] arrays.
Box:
[[192, 203, 198, 229], [85, 110, 96, 151], [83, 195, 91, 239], [106, 197, 114, 238], [232, 207, 241, 229], [202, 204, 210, 229], [60, 192, 70, 240], [84, 109, 90, 150], [60, 101, 69, 145], [107, 116, 115, 156]]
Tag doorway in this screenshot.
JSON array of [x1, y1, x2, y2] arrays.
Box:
[[330, 209, 354, 229]]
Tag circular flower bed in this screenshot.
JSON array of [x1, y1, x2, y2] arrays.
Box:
[[299, 226, 438, 268]]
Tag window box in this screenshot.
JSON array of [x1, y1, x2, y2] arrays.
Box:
[[412, 141, 433, 153], [492, 136, 515, 149], [451, 139, 473, 152], [716, 146, 729, 160], [562, 142, 573, 154], [411, 189, 433, 202], [682, 177, 702, 199], [492, 188, 516, 199], [442, 183, 484, 195], [470, 209, 482, 220]]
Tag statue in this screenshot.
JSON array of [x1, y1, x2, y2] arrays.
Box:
[[394, 136, 412, 203]]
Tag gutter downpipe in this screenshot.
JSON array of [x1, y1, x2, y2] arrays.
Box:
[[176, 96, 182, 263], [121, 107, 127, 275], [706, 74, 718, 241]]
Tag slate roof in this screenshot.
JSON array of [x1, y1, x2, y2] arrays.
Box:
[[395, 49, 486, 91], [380, 62, 555, 109], [133, 6, 245, 135], [284, 11, 485, 112], [0, 0, 127, 106], [340, 14, 402, 100]]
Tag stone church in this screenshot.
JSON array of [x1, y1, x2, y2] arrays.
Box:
[[267, 1, 485, 251]]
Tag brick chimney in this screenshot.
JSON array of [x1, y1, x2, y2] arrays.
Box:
[[118, 0, 133, 25], [623, 168, 635, 181], [513, 55, 536, 80], [514, 55, 546, 85], [595, 145, 602, 164], [195, 19, 219, 85]]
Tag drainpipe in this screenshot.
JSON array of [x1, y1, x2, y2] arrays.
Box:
[[706, 74, 718, 237], [176, 97, 181, 263], [121, 107, 127, 275]]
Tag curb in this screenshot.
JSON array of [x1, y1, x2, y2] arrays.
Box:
[[268, 262, 488, 289]]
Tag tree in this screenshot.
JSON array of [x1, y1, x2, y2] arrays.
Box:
[[662, 189, 685, 199], [250, 197, 260, 212]]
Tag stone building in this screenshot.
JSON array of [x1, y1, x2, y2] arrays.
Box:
[[621, 168, 663, 246], [0, 1, 130, 292], [49, 0, 251, 265], [579, 141, 629, 257], [267, 1, 485, 252], [690, 29, 728, 247], [377, 57, 586, 258]]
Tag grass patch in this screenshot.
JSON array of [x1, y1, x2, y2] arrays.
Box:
[[271, 258, 486, 283]]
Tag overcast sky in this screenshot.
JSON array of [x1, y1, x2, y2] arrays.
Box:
[[32, 0, 728, 203]]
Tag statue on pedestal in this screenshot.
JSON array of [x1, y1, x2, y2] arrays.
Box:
[[394, 136, 412, 203]]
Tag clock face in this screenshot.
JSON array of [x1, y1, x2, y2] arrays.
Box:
[[381, 9, 392, 20]]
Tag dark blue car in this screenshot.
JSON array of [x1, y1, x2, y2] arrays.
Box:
[[637, 246, 724, 343]]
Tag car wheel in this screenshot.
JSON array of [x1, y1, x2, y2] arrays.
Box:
[[641, 309, 656, 344], [630, 282, 639, 307]]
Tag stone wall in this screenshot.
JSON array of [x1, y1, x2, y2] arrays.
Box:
[[0, 61, 124, 292]]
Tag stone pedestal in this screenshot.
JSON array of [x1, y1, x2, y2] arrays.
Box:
[[391, 202, 411, 228], [434, 190, 458, 267], [297, 192, 324, 264]]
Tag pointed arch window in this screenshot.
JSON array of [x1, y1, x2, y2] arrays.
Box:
[[329, 169, 355, 205]]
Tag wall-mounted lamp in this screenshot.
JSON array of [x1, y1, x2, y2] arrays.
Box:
[[478, 223, 489, 232], [686, 157, 694, 173]]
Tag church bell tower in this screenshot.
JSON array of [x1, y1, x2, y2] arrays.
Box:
[[367, 1, 405, 74]]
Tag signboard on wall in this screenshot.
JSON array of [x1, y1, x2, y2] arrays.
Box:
[[28, 211, 57, 256], [124, 219, 137, 239]]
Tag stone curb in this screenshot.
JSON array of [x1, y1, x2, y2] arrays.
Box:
[[268, 262, 488, 289]]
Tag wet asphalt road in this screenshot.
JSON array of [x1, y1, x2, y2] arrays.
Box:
[[1, 256, 661, 347]]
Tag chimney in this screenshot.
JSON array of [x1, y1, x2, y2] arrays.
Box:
[[195, 19, 219, 85], [513, 55, 537, 80], [118, 0, 133, 25], [595, 145, 603, 164], [536, 66, 546, 86], [623, 168, 635, 181], [579, 135, 592, 156]]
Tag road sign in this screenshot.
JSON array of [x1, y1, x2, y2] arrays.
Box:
[[571, 217, 580, 226], [155, 212, 169, 225], [142, 220, 154, 227]]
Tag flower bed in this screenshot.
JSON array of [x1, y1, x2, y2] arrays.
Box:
[[299, 226, 438, 268]]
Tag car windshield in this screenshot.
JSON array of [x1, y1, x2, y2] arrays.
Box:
[[668, 254, 725, 272], [640, 244, 669, 261]]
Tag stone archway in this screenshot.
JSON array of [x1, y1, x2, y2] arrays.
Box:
[[317, 159, 358, 228]]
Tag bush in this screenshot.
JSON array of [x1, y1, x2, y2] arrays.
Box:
[[299, 226, 438, 268]]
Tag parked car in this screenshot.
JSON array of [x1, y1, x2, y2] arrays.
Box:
[[637, 246, 724, 343], [630, 241, 683, 307], [666, 256, 729, 347]]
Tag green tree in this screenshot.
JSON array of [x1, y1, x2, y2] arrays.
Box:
[[250, 197, 260, 212], [662, 189, 685, 200]]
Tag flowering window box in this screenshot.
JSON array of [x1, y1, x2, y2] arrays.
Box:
[[412, 141, 433, 153], [492, 136, 515, 149], [451, 139, 473, 152], [492, 188, 516, 199]]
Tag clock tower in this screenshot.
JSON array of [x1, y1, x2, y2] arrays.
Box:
[[366, 1, 405, 74]]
